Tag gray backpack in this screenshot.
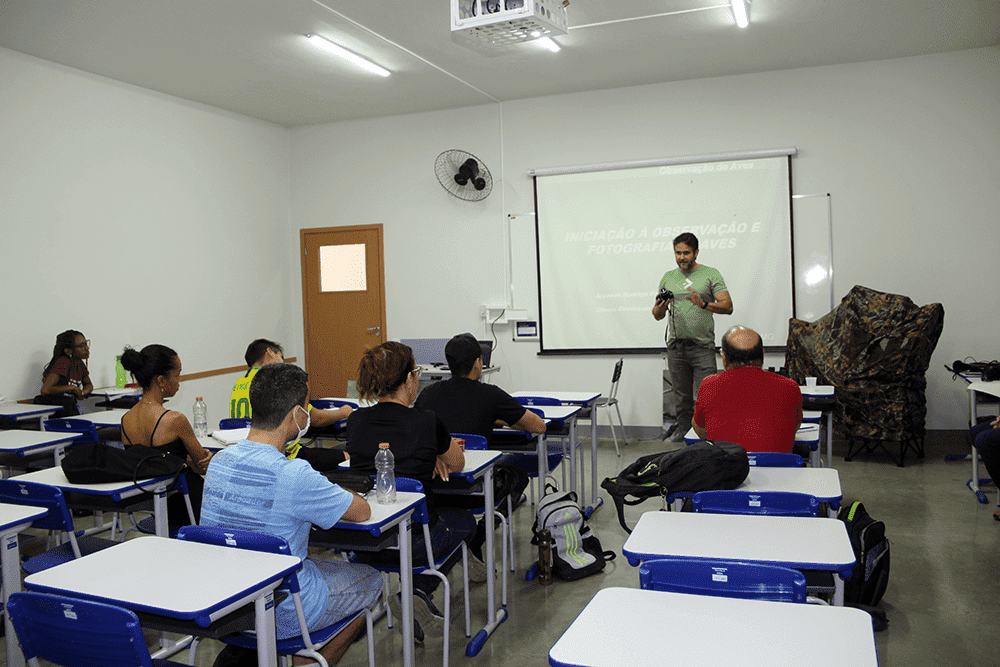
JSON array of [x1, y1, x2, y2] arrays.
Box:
[[531, 487, 615, 581]]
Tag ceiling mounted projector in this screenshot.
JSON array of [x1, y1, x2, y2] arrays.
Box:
[[451, 0, 569, 56]]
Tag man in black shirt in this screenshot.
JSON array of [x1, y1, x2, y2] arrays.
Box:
[[415, 333, 546, 441], [414, 333, 542, 556]]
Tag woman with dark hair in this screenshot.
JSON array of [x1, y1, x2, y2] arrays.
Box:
[[346, 341, 477, 642], [120, 344, 212, 525], [34, 330, 93, 417]]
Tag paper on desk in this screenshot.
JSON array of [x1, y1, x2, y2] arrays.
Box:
[[211, 427, 251, 445]]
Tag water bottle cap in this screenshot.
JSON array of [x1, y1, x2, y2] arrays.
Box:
[[196, 397, 203, 401], [378, 442, 390, 449]]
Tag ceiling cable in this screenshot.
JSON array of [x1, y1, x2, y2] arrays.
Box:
[[569, 4, 729, 30], [310, 0, 500, 103]]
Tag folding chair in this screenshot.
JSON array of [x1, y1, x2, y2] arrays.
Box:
[[638, 558, 806, 603], [747, 452, 805, 467], [177, 525, 375, 667], [6, 591, 189, 667], [692, 490, 820, 517], [592, 359, 628, 456], [351, 477, 470, 667], [0, 479, 117, 574]]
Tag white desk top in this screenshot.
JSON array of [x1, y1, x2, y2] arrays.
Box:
[[525, 404, 582, 421], [0, 403, 60, 419], [802, 409, 822, 422], [12, 466, 172, 496], [90, 387, 141, 399], [739, 466, 842, 503], [968, 380, 1000, 400], [796, 422, 820, 442], [0, 503, 48, 532], [511, 390, 601, 404], [549, 587, 877, 667], [209, 427, 251, 445], [337, 491, 424, 535], [801, 385, 835, 397], [418, 364, 501, 378], [621, 511, 855, 575], [684, 422, 819, 445], [75, 408, 131, 427], [25, 536, 300, 625], [0, 430, 79, 453]]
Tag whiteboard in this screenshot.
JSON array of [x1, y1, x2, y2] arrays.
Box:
[[791, 193, 834, 323]]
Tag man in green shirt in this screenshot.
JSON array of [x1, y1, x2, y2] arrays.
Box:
[[652, 233, 733, 442]]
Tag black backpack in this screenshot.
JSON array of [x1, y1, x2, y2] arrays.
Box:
[[531, 487, 615, 581], [600, 440, 750, 532], [837, 500, 890, 608]]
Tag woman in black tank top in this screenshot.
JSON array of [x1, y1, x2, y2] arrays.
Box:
[[120, 344, 213, 525]]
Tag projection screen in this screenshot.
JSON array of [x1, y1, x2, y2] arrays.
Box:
[[533, 153, 794, 354]]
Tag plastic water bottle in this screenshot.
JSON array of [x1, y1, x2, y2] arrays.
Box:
[[193, 397, 208, 438], [375, 442, 396, 504]]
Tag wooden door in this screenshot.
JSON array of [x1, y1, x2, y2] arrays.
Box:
[[300, 225, 386, 397]]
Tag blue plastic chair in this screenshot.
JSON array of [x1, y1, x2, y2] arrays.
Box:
[[500, 406, 567, 505], [351, 477, 470, 667], [118, 473, 196, 540], [747, 452, 805, 467], [638, 558, 807, 603], [692, 490, 820, 517], [218, 417, 251, 430], [177, 525, 374, 667], [515, 399, 586, 493], [0, 479, 117, 574], [6, 591, 189, 667], [44, 418, 101, 444], [307, 400, 355, 440], [310, 399, 357, 411], [448, 433, 514, 579], [513, 396, 561, 408]]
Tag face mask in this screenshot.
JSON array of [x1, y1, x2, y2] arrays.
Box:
[[289, 405, 310, 444]]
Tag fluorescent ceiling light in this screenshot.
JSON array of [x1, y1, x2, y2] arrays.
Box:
[[731, 0, 749, 28], [538, 37, 561, 52], [306, 33, 390, 77]]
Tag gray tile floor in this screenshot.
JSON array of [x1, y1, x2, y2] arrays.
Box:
[[8, 430, 999, 666]]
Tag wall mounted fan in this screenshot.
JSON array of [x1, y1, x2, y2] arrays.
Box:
[[434, 150, 493, 201]]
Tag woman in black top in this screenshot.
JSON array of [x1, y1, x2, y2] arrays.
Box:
[[346, 341, 475, 641], [120, 344, 212, 525]]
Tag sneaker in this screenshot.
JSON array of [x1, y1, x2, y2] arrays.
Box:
[[468, 552, 489, 583], [387, 593, 426, 644], [670, 429, 688, 443], [389, 591, 442, 639]]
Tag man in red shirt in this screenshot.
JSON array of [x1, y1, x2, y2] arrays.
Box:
[[693, 325, 802, 453]]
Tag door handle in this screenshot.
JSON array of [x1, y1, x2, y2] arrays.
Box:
[[366, 326, 381, 333]]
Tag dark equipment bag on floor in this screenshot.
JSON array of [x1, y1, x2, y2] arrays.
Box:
[[601, 440, 750, 532], [837, 500, 890, 607]]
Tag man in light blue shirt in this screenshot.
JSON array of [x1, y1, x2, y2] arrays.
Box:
[[202, 363, 381, 664]]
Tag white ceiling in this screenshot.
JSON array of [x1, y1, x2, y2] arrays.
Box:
[[2, 0, 997, 128]]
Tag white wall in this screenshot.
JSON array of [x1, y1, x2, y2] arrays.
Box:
[[0, 48, 293, 428], [290, 46, 1000, 430], [3, 45, 996, 431]]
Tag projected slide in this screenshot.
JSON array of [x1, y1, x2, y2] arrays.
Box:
[[535, 155, 792, 353]]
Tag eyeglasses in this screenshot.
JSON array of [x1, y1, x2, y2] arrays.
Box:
[[410, 367, 422, 379], [73, 339, 91, 348]]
